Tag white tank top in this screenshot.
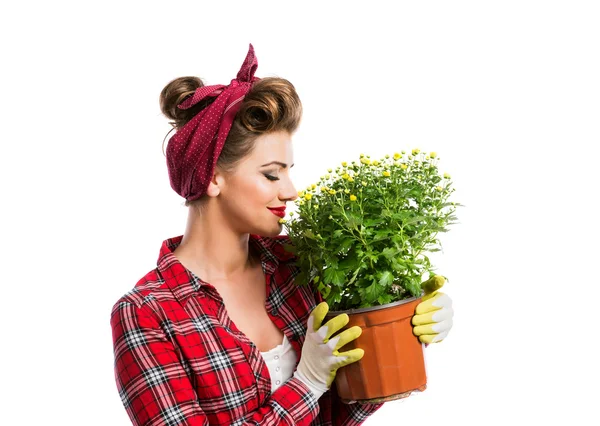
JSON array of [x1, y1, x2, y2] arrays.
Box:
[[259, 333, 297, 393]]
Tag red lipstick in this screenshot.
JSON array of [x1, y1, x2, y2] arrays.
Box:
[[267, 207, 286, 218]]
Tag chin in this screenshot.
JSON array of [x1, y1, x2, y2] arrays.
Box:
[[254, 223, 283, 238]]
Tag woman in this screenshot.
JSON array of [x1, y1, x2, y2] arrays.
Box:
[[110, 44, 454, 426]]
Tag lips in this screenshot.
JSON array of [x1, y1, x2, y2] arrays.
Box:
[[267, 207, 286, 218]]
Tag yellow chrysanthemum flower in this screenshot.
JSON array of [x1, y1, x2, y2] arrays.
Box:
[[311, 183, 316, 189], [298, 190, 305, 197], [393, 152, 401, 160], [430, 152, 437, 159], [342, 173, 350, 180], [362, 180, 368, 186], [344, 189, 350, 194], [435, 186, 443, 191], [383, 171, 391, 177], [444, 173, 451, 179], [385, 154, 390, 159], [360, 153, 365, 158], [401, 150, 406, 154], [342, 161, 347, 167], [328, 168, 333, 173], [401, 164, 408, 169], [349, 195, 357, 201], [412, 148, 420, 155], [348, 176, 354, 182], [329, 189, 336, 195], [373, 160, 380, 166], [304, 193, 313, 200], [360, 158, 371, 165], [289, 211, 294, 216], [328, 215, 333, 220], [278, 218, 287, 224], [320, 186, 327, 191]]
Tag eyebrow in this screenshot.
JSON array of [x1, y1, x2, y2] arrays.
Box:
[[260, 161, 294, 168]]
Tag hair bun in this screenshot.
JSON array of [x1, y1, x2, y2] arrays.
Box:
[[159, 76, 211, 129]]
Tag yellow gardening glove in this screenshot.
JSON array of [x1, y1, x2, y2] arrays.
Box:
[[293, 302, 364, 394], [412, 275, 454, 344]]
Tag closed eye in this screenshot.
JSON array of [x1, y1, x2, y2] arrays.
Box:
[[264, 174, 280, 181]]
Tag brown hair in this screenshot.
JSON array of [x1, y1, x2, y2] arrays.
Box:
[[159, 76, 303, 208]]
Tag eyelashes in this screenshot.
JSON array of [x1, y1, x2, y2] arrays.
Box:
[[264, 174, 280, 181]]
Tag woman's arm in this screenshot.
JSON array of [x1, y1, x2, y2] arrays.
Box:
[[111, 300, 320, 426]]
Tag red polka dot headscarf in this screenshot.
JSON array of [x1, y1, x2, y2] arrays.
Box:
[[166, 43, 260, 202]]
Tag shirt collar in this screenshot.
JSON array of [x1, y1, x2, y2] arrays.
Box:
[[156, 233, 296, 305]]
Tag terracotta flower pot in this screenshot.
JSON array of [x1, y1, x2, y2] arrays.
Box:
[[326, 296, 427, 404]]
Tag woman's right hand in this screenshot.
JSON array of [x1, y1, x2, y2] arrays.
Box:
[[293, 302, 364, 395]]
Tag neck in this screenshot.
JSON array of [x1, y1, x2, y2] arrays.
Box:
[[173, 203, 258, 282]]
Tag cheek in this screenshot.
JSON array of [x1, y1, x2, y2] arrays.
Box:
[[253, 180, 279, 203], [235, 177, 277, 206]]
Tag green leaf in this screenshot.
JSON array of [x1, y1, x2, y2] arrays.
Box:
[[364, 218, 385, 227], [373, 231, 390, 242], [378, 294, 394, 305], [320, 284, 331, 299], [339, 257, 360, 271], [338, 238, 355, 252], [364, 281, 380, 302], [381, 247, 398, 261], [324, 267, 346, 286], [378, 270, 394, 287], [346, 213, 362, 230], [283, 243, 297, 255], [304, 230, 316, 239]]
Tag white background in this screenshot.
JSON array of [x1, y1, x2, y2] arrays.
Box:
[[1, 1, 599, 425]]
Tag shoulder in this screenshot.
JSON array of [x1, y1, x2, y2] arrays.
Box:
[[109, 267, 170, 323]]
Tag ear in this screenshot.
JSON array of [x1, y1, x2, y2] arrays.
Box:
[[206, 168, 226, 197]]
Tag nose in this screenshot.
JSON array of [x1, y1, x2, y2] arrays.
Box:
[[280, 176, 299, 203]]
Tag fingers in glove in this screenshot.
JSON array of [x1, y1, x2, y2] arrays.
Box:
[[319, 313, 350, 341], [419, 330, 449, 344], [333, 348, 365, 369], [413, 318, 453, 336], [309, 302, 329, 332], [421, 275, 445, 295], [328, 326, 362, 351], [415, 292, 451, 315], [412, 305, 454, 326]]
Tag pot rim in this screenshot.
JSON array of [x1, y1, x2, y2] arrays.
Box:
[[327, 292, 424, 315]]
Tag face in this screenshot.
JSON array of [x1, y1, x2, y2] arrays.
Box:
[[208, 130, 299, 237]]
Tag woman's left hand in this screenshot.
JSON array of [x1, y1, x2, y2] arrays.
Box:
[[412, 276, 454, 344]]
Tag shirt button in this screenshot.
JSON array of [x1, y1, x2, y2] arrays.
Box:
[[276, 380, 281, 385], [276, 367, 280, 372], [274, 355, 279, 360]]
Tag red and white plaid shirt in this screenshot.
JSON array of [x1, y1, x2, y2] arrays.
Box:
[[111, 234, 383, 425]]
